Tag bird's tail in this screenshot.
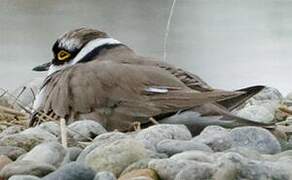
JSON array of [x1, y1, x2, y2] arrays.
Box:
[[158, 101, 275, 135], [215, 85, 265, 111]]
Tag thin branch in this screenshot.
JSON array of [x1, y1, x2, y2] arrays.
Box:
[[163, 0, 177, 62]]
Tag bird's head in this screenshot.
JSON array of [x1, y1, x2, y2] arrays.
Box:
[[33, 27, 122, 75]]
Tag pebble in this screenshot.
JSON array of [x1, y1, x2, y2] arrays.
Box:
[[134, 124, 192, 151], [192, 126, 232, 152], [85, 138, 148, 176], [170, 150, 214, 163], [148, 159, 197, 180], [0, 160, 55, 179], [174, 163, 215, 180], [0, 146, 26, 160], [262, 150, 292, 161], [157, 139, 212, 156], [8, 175, 40, 180], [121, 159, 151, 176], [77, 132, 129, 163], [0, 155, 12, 171], [212, 152, 246, 179], [230, 126, 281, 154], [247, 87, 283, 102], [68, 120, 107, 141], [226, 147, 263, 160], [239, 159, 292, 179], [21, 142, 68, 168], [119, 169, 159, 180], [0, 127, 58, 151], [42, 162, 96, 180], [20, 127, 57, 141], [67, 147, 82, 161], [39, 122, 60, 137], [236, 105, 275, 123], [0, 126, 24, 139], [0, 133, 54, 152], [94, 171, 116, 180], [145, 150, 168, 159]]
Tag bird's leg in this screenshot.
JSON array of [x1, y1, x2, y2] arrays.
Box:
[[149, 117, 159, 125], [60, 118, 68, 148]]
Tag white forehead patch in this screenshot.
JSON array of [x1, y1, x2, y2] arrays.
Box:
[[59, 38, 81, 50]]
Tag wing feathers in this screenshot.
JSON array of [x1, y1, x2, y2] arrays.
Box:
[[40, 61, 242, 125]]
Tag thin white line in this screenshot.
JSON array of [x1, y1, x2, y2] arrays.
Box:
[[163, 0, 177, 62]]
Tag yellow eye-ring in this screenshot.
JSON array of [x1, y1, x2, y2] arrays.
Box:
[[57, 50, 71, 61]]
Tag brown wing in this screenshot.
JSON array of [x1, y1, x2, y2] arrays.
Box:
[[114, 54, 213, 92], [39, 61, 242, 129]]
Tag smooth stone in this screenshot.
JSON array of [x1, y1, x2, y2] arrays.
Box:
[[68, 120, 107, 141], [121, 159, 151, 176], [0, 146, 26, 160], [239, 160, 292, 179], [0, 155, 12, 171], [213, 151, 292, 179], [148, 159, 197, 180], [20, 127, 57, 141], [119, 169, 159, 180], [0, 127, 58, 152], [0, 133, 56, 152], [85, 138, 148, 176], [145, 150, 168, 159], [8, 175, 40, 180], [192, 126, 232, 152], [77, 132, 129, 163], [57, 133, 80, 148], [212, 152, 246, 179], [157, 139, 212, 156], [230, 126, 281, 154], [255, 100, 279, 113], [262, 150, 292, 161], [94, 171, 116, 180], [135, 124, 192, 151], [170, 150, 214, 163], [67, 147, 82, 161], [21, 142, 68, 168], [236, 105, 275, 123], [0, 160, 55, 178], [39, 122, 60, 137], [247, 87, 283, 103], [226, 147, 263, 160], [42, 162, 96, 180], [0, 126, 24, 139], [174, 163, 215, 180]]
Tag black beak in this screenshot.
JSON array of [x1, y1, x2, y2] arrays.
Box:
[[32, 62, 51, 71]]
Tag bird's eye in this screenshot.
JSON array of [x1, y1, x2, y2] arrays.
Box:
[[57, 50, 71, 61]]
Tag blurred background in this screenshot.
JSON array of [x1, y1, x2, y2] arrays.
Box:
[[0, 0, 291, 94]]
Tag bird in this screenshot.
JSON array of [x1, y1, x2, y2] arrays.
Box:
[[30, 28, 269, 132]]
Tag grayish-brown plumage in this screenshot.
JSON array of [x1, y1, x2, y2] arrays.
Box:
[[31, 28, 268, 132]]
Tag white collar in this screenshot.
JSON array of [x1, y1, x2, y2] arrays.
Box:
[[48, 38, 121, 75]]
